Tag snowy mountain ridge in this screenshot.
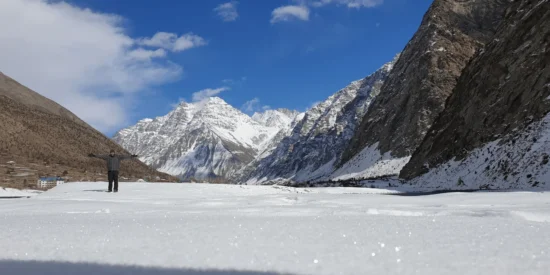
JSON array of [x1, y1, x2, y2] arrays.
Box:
[[113, 97, 301, 181], [252, 108, 301, 129], [114, 56, 397, 184], [237, 57, 397, 184]]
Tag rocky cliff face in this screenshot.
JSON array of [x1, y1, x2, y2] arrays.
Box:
[[0, 72, 176, 188], [113, 99, 299, 181], [401, 0, 550, 189], [339, 0, 511, 179], [238, 59, 395, 184]]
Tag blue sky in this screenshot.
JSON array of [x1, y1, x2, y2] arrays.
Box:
[[0, 0, 433, 135]]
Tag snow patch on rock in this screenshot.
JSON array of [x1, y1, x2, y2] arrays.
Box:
[[412, 113, 550, 190], [331, 143, 411, 181]]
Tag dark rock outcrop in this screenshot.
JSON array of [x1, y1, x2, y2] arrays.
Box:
[[401, 0, 550, 180], [342, 0, 511, 166]]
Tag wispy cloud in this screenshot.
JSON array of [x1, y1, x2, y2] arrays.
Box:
[[271, 5, 310, 24], [307, 0, 384, 8], [214, 1, 239, 22], [137, 32, 207, 52], [0, 0, 195, 133], [222, 76, 247, 86], [242, 98, 271, 113], [271, 0, 382, 24], [192, 87, 230, 102]]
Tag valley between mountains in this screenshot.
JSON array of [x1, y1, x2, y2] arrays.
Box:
[[2, 0, 548, 191], [113, 0, 550, 190]]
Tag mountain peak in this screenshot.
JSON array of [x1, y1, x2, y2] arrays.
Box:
[[204, 96, 228, 105], [113, 96, 296, 181]]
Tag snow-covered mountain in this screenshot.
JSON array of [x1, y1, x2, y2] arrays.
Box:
[[113, 98, 300, 181], [252, 109, 300, 129], [237, 58, 397, 184]]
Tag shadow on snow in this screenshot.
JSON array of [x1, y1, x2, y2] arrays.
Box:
[[0, 260, 291, 275]]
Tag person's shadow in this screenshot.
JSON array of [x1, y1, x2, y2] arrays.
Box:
[[0, 260, 292, 275]]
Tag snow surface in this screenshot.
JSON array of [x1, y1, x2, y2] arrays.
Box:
[[0, 187, 42, 198], [412, 113, 550, 190], [331, 143, 411, 181], [1, 182, 549, 274]]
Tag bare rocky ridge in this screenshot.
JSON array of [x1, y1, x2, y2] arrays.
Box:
[[0, 72, 177, 189], [401, 0, 550, 182], [341, 0, 511, 169]]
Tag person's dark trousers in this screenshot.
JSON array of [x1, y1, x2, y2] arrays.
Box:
[[107, 170, 119, 192]]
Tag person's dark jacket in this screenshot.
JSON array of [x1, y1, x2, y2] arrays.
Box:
[[88, 154, 137, 171]]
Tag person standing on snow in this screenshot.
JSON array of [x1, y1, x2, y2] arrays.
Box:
[[88, 149, 138, 192]]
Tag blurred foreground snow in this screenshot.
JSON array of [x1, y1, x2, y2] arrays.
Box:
[[0, 182, 549, 274]]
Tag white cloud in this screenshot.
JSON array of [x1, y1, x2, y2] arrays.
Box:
[[308, 0, 384, 8], [271, 0, 382, 25], [271, 5, 310, 24], [128, 48, 167, 61], [0, 0, 193, 133], [214, 2, 239, 22], [174, 34, 208, 52], [192, 87, 229, 102], [242, 98, 271, 113], [137, 32, 207, 52], [242, 98, 260, 112]]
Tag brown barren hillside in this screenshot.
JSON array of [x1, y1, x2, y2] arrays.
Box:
[[0, 72, 178, 189]]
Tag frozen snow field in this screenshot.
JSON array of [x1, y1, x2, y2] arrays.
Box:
[[0, 187, 42, 198], [0, 182, 549, 275]]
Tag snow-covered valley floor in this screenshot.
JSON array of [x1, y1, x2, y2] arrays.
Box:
[[1, 182, 549, 275], [0, 187, 42, 198]]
